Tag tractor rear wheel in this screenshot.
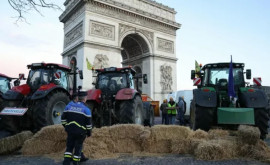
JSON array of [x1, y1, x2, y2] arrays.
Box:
[[119, 95, 144, 125], [0, 101, 20, 134], [193, 105, 214, 131], [32, 91, 69, 131], [254, 108, 269, 139], [86, 101, 100, 127]]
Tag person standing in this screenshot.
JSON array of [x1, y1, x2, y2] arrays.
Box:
[[177, 96, 185, 126], [167, 97, 178, 125], [61, 91, 92, 165], [160, 99, 168, 124]]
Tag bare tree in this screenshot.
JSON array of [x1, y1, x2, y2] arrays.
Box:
[[8, 0, 62, 23]]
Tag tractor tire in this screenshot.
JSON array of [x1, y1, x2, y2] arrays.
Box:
[[32, 91, 69, 131], [0, 101, 20, 134], [86, 101, 101, 128], [189, 100, 195, 129], [119, 95, 144, 125], [193, 105, 214, 131], [143, 103, 155, 126], [254, 108, 269, 139]]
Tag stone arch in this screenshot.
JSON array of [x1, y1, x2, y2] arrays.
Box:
[[120, 31, 152, 65]]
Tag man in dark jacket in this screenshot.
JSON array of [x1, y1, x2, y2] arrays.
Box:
[[177, 96, 185, 126], [160, 99, 168, 124], [61, 91, 92, 165]]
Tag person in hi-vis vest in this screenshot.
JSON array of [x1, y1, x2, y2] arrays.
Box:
[[166, 97, 178, 125]]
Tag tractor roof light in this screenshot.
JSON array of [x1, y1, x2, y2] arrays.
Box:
[[104, 67, 117, 72], [32, 63, 43, 67]]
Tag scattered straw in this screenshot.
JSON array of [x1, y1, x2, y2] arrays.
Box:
[[0, 131, 33, 155]]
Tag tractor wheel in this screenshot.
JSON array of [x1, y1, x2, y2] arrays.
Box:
[[189, 100, 195, 129], [0, 101, 20, 134], [193, 105, 214, 131], [32, 91, 69, 131], [254, 108, 269, 139], [119, 95, 144, 125], [86, 101, 100, 127]]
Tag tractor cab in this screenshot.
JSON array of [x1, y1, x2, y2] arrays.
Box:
[[192, 63, 251, 91], [95, 67, 136, 97], [26, 63, 71, 92]]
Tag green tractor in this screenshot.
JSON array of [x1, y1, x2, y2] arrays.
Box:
[[190, 62, 269, 139]]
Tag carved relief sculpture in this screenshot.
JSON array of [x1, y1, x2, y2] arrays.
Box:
[[160, 64, 173, 91], [93, 54, 109, 69], [64, 22, 83, 47], [90, 21, 115, 40], [157, 38, 174, 53]]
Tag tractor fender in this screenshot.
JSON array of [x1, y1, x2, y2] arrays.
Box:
[[86, 89, 102, 104], [115, 88, 139, 100], [239, 89, 268, 108], [193, 89, 217, 107], [2, 84, 30, 100], [31, 84, 69, 100]]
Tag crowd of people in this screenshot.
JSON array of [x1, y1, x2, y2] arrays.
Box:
[[160, 96, 186, 125]]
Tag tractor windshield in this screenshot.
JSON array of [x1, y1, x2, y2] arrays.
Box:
[[97, 72, 128, 92], [0, 77, 10, 94], [204, 67, 244, 87], [27, 69, 52, 90]]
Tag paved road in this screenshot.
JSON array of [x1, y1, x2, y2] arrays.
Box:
[[0, 154, 269, 165], [1, 117, 270, 165]]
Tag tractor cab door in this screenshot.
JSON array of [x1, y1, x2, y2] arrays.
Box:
[[53, 69, 69, 90], [0, 77, 11, 94]]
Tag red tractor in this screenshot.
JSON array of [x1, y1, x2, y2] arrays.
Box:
[[86, 67, 155, 127], [0, 63, 82, 134]]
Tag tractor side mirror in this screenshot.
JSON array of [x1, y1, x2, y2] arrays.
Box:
[[246, 69, 251, 79], [143, 74, 148, 84], [78, 70, 83, 79], [14, 79, 20, 86], [191, 70, 195, 80]]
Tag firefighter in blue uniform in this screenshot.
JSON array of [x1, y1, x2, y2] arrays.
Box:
[[61, 91, 92, 165]]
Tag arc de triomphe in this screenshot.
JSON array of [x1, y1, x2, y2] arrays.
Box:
[[60, 0, 181, 101]]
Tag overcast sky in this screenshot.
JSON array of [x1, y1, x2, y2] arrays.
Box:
[[0, 0, 269, 90]]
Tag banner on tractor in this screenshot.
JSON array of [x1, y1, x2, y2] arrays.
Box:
[[253, 77, 262, 86], [0, 107, 28, 116]]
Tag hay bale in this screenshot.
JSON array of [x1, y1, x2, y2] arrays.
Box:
[[188, 129, 209, 140], [195, 141, 224, 160], [0, 131, 33, 155], [33, 125, 66, 142], [113, 139, 142, 153], [208, 129, 229, 139], [150, 125, 191, 141], [109, 124, 145, 140], [142, 139, 171, 153], [83, 137, 115, 159], [91, 126, 111, 138], [238, 140, 270, 160], [171, 139, 191, 154], [22, 139, 65, 155], [238, 125, 260, 145]]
